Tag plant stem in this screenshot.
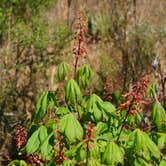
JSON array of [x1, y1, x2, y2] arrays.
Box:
[[73, 27, 81, 80], [74, 55, 79, 79], [73, 27, 82, 119], [116, 103, 133, 142], [86, 140, 89, 165], [158, 64, 166, 108], [116, 111, 129, 142], [75, 97, 81, 120]]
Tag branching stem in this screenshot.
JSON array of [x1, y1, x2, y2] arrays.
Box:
[[116, 102, 133, 142]]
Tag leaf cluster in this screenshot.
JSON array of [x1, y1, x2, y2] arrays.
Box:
[[8, 56, 166, 166]]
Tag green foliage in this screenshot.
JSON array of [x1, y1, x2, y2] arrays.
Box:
[[65, 79, 82, 106], [157, 133, 166, 149], [33, 91, 56, 121], [7, 160, 27, 166], [152, 102, 166, 131], [159, 160, 166, 166], [127, 112, 142, 127], [20, 70, 165, 165], [102, 141, 124, 165], [146, 83, 158, 99], [128, 129, 160, 163], [26, 128, 40, 155], [76, 64, 94, 88], [39, 132, 53, 160], [55, 107, 70, 116], [26, 125, 53, 160], [86, 94, 116, 121], [57, 62, 70, 82], [60, 113, 83, 143], [14, 61, 165, 165]]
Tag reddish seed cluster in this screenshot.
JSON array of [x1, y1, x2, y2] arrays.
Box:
[[83, 123, 96, 149], [120, 78, 149, 115], [84, 123, 96, 143], [54, 131, 68, 164], [73, 12, 87, 59], [24, 153, 42, 165], [14, 125, 27, 150], [54, 153, 67, 165], [103, 76, 113, 101]]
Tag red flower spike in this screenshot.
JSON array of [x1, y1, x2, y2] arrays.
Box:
[[73, 12, 87, 59], [14, 125, 27, 150], [129, 109, 135, 115], [120, 78, 150, 115], [88, 143, 93, 149], [103, 77, 113, 101], [122, 92, 131, 98], [138, 100, 149, 106]]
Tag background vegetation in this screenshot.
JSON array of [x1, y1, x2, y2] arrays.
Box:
[[0, 0, 165, 165]]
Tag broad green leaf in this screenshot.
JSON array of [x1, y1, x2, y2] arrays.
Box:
[[33, 92, 45, 120], [57, 62, 70, 81], [59, 113, 69, 132], [93, 103, 102, 121], [86, 94, 102, 117], [86, 94, 116, 121], [117, 131, 130, 146], [146, 83, 157, 98], [135, 129, 143, 151], [89, 142, 100, 159], [159, 160, 166, 166], [26, 129, 40, 155], [40, 133, 53, 160], [96, 122, 108, 134], [102, 141, 124, 165], [88, 158, 101, 166], [56, 107, 69, 115], [39, 91, 48, 118], [157, 133, 166, 149], [65, 114, 83, 142], [134, 158, 153, 166], [76, 147, 87, 161], [48, 92, 56, 108], [7, 160, 27, 166], [144, 133, 160, 159], [152, 102, 162, 130], [63, 159, 75, 166], [60, 113, 83, 143], [100, 101, 116, 116], [101, 109, 109, 121], [19, 160, 27, 166], [33, 91, 56, 121], [70, 80, 76, 105], [152, 102, 166, 130], [74, 82, 82, 104], [97, 140, 107, 153], [26, 126, 53, 160], [96, 133, 113, 142], [65, 79, 71, 102], [65, 79, 82, 105], [39, 125, 48, 142], [76, 64, 93, 88], [129, 129, 160, 159]]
